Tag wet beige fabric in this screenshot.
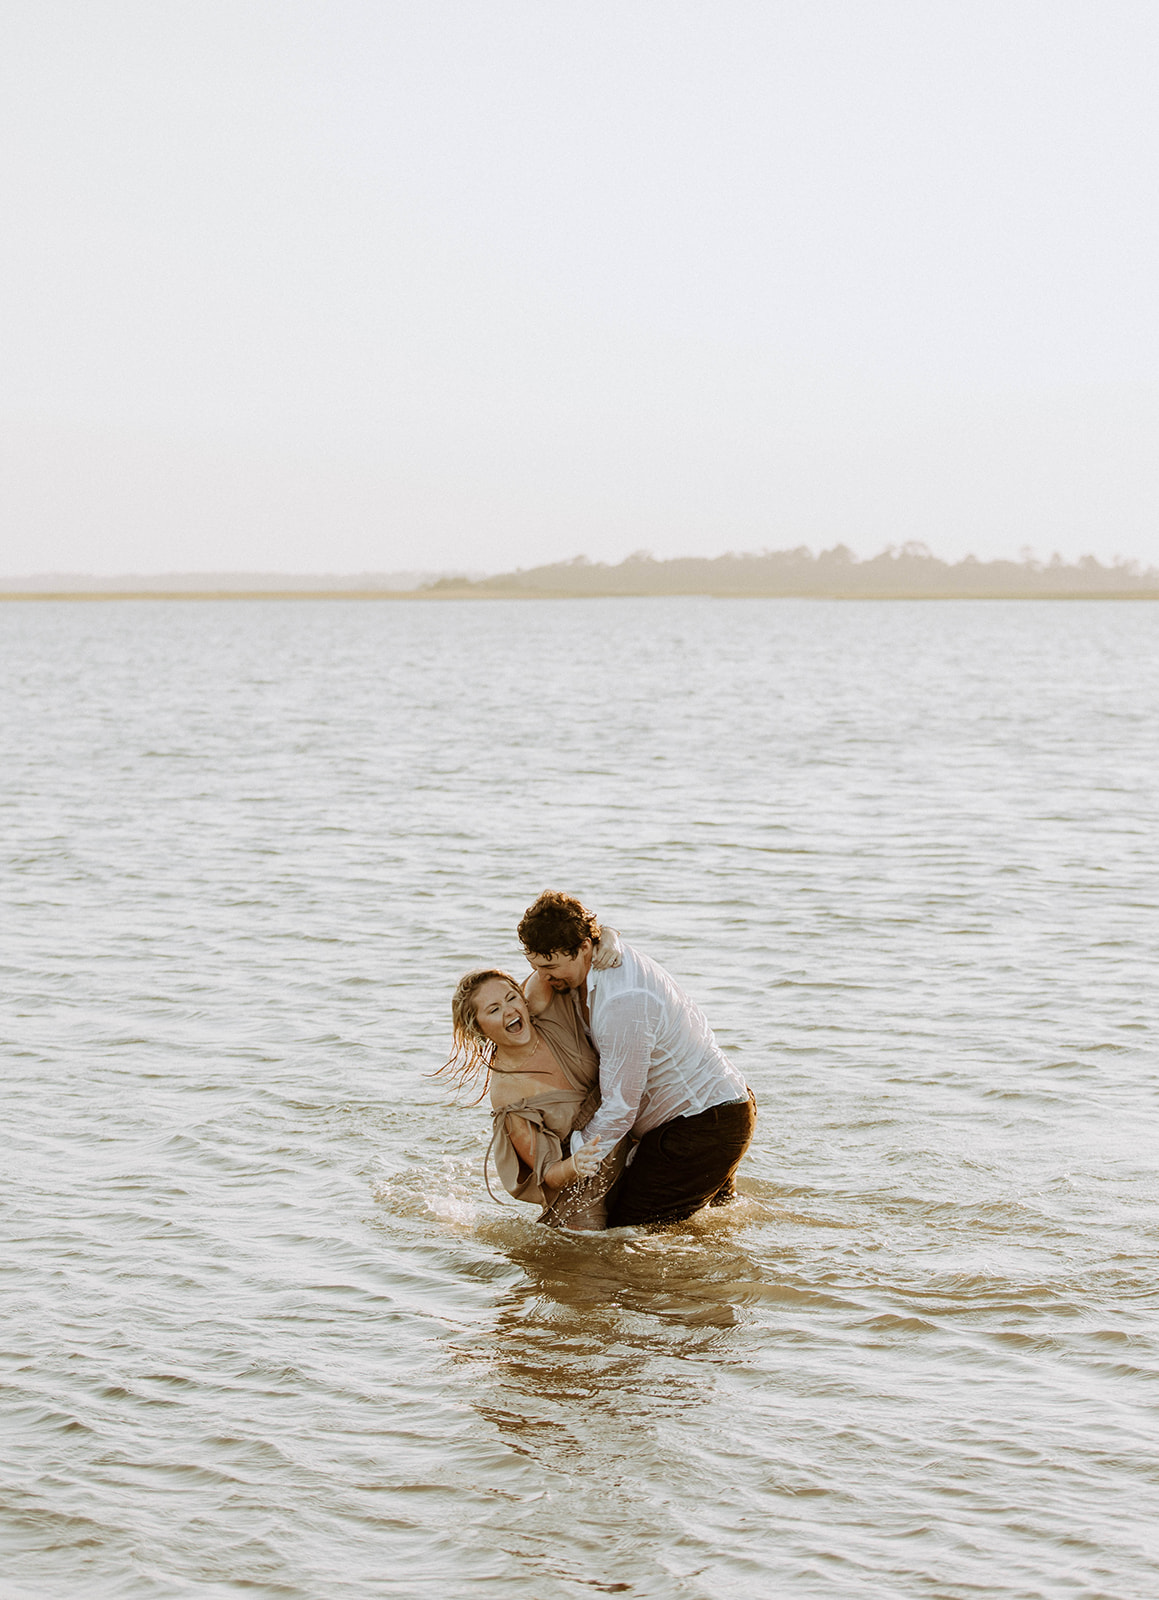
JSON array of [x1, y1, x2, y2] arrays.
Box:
[[488, 990, 626, 1230]]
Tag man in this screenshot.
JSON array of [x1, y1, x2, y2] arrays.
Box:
[[517, 890, 756, 1228]]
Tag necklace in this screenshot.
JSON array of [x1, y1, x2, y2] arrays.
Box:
[[492, 1024, 556, 1077]]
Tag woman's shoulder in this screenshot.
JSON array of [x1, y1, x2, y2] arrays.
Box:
[[534, 986, 584, 1033]]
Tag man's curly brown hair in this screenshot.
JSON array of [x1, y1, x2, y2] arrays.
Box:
[[517, 890, 601, 959]]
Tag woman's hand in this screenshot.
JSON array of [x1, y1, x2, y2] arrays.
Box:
[[544, 1135, 603, 1189], [571, 1135, 603, 1178], [591, 926, 623, 970]]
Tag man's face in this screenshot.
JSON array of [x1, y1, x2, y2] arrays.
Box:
[[524, 939, 593, 992]]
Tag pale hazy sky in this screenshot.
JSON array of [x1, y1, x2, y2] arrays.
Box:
[[3, 1, 1158, 575]]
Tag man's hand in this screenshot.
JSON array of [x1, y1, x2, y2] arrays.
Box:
[[591, 926, 623, 970]]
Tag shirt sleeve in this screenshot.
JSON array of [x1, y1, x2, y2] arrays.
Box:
[[578, 989, 656, 1147]]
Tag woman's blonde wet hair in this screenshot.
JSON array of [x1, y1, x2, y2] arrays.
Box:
[[436, 968, 525, 1097]]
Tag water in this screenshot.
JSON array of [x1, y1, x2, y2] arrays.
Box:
[[2, 596, 1157, 1599]]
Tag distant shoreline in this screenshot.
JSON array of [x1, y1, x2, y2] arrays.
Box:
[[9, 544, 1154, 601], [4, 588, 1158, 602]]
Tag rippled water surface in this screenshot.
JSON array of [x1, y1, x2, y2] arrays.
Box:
[[3, 597, 1158, 1599]]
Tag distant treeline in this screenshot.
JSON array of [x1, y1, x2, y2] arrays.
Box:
[[421, 544, 1159, 599]]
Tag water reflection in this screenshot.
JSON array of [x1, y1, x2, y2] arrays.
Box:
[[451, 1209, 771, 1433], [502, 1208, 770, 1322], [444, 1220, 767, 1508]]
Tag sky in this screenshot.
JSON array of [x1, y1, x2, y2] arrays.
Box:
[[2, 1, 1158, 576]]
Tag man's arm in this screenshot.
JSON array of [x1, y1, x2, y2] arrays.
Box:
[[577, 991, 654, 1147]]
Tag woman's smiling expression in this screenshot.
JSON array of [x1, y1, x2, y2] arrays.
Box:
[[472, 978, 532, 1050]]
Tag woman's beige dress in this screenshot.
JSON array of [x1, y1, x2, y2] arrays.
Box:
[[487, 990, 627, 1230]]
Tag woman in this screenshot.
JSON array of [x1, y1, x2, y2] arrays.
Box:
[[441, 951, 628, 1230]]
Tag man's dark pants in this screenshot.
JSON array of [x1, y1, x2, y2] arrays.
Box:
[[605, 1092, 757, 1228]]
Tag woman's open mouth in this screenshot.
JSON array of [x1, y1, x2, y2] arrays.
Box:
[[505, 1016, 525, 1035]]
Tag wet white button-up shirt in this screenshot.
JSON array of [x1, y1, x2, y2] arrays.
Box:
[[576, 941, 748, 1148]]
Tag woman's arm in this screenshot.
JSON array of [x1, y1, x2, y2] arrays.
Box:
[[522, 969, 555, 1017], [506, 1109, 603, 1189], [544, 1136, 603, 1189], [500, 1107, 603, 1192], [502, 1110, 537, 1170]]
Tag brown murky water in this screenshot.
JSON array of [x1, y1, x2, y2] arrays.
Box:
[[3, 597, 1157, 1597]]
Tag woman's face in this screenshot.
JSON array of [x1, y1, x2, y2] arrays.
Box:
[[471, 977, 532, 1049]]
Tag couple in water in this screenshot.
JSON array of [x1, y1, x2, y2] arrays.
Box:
[[443, 891, 756, 1231]]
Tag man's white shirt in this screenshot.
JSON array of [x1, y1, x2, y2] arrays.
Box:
[[577, 941, 748, 1148]]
